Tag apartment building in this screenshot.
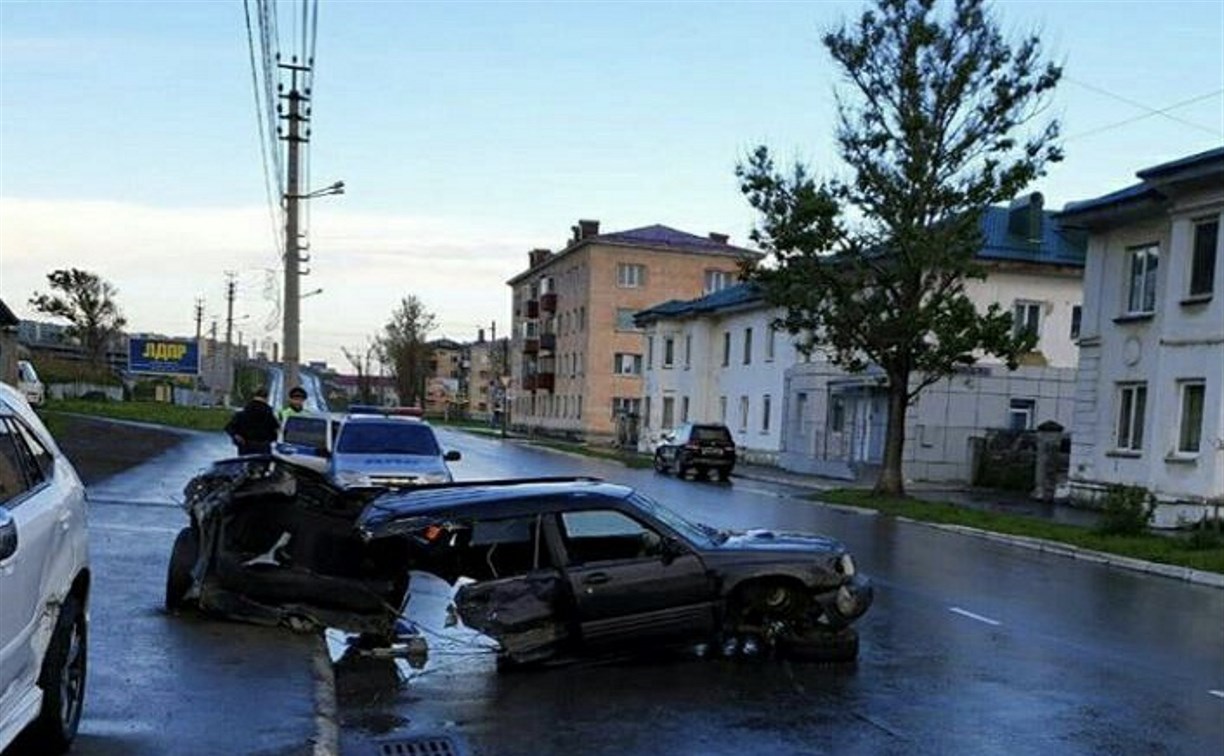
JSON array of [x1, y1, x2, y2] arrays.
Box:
[[506, 219, 760, 441], [1056, 147, 1223, 527]]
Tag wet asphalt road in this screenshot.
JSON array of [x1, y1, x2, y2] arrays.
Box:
[[339, 428, 1224, 756], [62, 431, 319, 756]]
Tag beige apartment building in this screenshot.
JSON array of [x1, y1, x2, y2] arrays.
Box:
[[507, 219, 760, 441]]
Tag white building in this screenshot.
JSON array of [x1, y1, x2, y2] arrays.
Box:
[[1056, 147, 1223, 527], [639, 194, 1087, 483]]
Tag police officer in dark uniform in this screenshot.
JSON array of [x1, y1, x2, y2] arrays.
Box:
[[225, 386, 279, 455]]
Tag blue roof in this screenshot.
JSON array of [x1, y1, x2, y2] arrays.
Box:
[[1057, 146, 1224, 219], [977, 206, 1087, 267], [597, 224, 759, 257], [636, 282, 764, 323], [1136, 145, 1224, 179]]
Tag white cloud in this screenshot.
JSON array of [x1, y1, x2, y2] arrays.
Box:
[[0, 198, 533, 367]]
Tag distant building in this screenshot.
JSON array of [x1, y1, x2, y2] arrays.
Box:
[[507, 219, 761, 442], [1056, 147, 1223, 527], [0, 299, 20, 386]]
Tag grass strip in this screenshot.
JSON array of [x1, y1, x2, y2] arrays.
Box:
[[41, 399, 233, 432]]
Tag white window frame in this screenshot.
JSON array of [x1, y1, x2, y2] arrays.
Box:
[[761, 394, 771, 433], [704, 269, 731, 294], [663, 337, 675, 368], [1070, 305, 1082, 341], [661, 396, 675, 429], [766, 326, 776, 361], [617, 263, 646, 288], [681, 395, 690, 423], [1013, 301, 1042, 343], [1008, 398, 1036, 431], [1126, 244, 1159, 315], [1176, 380, 1206, 455], [1189, 218, 1218, 298], [743, 328, 753, 365], [722, 331, 731, 367], [684, 334, 692, 369], [616, 308, 640, 331], [614, 353, 642, 376], [1116, 382, 1147, 452]]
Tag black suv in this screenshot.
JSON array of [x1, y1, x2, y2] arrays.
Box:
[[166, 467, 872, 665], [653, 423, 737, 481]]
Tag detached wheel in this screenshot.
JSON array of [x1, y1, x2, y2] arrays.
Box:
[[165, 527, 199, 611], [29, 593, 87, 752], [778, 628, 859, 664]]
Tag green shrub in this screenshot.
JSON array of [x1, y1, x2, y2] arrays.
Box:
[[1096, 484, 1154, 536]]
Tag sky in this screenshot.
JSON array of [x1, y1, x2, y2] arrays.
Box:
[[2, 0, 1222, 370]]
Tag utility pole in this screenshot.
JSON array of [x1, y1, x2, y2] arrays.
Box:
[[194, 298, 204, 402], [279, 58, 311, 393], [224, 272, 237, 403]]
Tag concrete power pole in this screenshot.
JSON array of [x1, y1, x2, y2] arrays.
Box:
[[194, 298, 204, 402], [279, 60, 310, 393], [224, 272, 237, 403]]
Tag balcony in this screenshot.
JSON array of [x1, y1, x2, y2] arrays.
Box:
[[523, 338, 540, 355], [534, 372, 555, 392], [540, 292, 558, 313], [526, 299, 540, 319], [539, 332, 557, 352]]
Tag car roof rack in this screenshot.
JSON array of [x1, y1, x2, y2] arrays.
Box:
[[390, 476, 604, 492]]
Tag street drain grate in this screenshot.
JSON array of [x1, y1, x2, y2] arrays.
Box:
[[376, 733, 466, 756]]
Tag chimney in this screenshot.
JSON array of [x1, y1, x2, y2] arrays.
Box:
[[708, 232, 730, 244], [578, 219, 600, 239], [1007, 192, 1044, 243], [528, 248, 552, 267]]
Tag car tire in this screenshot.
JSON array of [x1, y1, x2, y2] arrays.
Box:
[[28, 593, 87, 753], [777, 628, 859, 664], [165, 527, 199, 611], [717, 468, 731, 483]]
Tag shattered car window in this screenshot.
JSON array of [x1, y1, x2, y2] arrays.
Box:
[[628, 493, 721, 546], [336, 422, 441, 456]]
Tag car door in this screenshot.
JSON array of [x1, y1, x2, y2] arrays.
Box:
[[0, 416, 59, 725], [555, 509, 717, 648]]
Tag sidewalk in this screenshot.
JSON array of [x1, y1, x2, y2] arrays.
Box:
[[732, 461, 1102, 528]]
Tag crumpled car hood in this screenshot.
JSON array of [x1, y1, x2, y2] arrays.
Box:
[[716, 529, 844, 554]]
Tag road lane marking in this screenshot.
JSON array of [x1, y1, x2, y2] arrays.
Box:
[[93, 523, 180, 535], [949, 607, 1002, 626], [1210, 690, 1224, 700]]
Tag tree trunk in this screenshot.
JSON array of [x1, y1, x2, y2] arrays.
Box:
[[873, 372, 910, 497]]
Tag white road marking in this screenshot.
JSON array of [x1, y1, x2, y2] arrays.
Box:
[[1209, 690, 1224, 700], [949, 607, 1002, 626], [92, 523, 180, 535]]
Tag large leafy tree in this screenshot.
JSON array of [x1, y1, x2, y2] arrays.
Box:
[[737, 0, 1061, 496], [29, 268, 128, 368], [376, 296, 436, 407]]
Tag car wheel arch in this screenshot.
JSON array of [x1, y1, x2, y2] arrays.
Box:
[[723, 573, 811, 615]]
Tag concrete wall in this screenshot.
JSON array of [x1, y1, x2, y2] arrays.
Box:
[[963, 266, 1083, 368]]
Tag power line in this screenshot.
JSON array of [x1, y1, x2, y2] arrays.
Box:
[[1065, 89, 1224, 142], [242, 0, 283, 267], [1067, 77, 1219, 135]]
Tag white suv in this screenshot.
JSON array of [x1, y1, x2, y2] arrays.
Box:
[[0, 383, 89, 753]]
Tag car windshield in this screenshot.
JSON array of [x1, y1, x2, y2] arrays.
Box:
[[628, 492, 723, 545], [336, 422, 441, 456], [692, 426, 732, 443], [283, 417, 328, 449]]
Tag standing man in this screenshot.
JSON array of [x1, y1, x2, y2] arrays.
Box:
[[279, 385, 308, 424], [225, 386, 279, 455]]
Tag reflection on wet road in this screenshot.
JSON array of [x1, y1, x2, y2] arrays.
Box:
[[338, 428, 1224, 756]]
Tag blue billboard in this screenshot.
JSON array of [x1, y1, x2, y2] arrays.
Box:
[[128, 338, 200, 376]]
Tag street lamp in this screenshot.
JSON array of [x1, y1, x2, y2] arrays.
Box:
[[300, 288, 323, 299]]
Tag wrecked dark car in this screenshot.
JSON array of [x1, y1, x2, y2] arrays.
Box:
[[166, 460, 873, 664]]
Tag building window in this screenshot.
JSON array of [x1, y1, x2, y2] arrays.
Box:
[[762, 394, 771, 433], [1116, 383, 1147, 452], [722, 331, 731, 367], [681, 396, 690, 422], [1189, 219, 1218, 298], [1127, 244, 1159, 315], [647, 337, 654, 369], [738, 396, 749, 432], [663, 337, 675, 368], [719, 396, 727, 423], [1177, 381, 1205, 454], [617, 263, 646, 288], [705, 269, 732, 294], [1013, 301, 1041, 344], [614, 353, 642, 375], [766, 326, 776, 361], [579, 306, 586, 331], [616, 308, 640, 331], [1070, 305, 1082, 340], [577, 395, 582, 419], [644, 396, 651, 428], [612, 397, 641, 418], [684, 334, 692, 368], [661, 397, 675, 429], [1008, 398, 1036, 431], [828, 395, 843, 433], [743, 328, 753, 364]]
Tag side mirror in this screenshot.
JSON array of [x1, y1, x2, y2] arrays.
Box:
[[660, 536, 685, 565], [0, 509, 18, 562], [444, 450, 462, 462]]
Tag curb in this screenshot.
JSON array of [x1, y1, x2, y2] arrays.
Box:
[[311, 634, 340, 756]]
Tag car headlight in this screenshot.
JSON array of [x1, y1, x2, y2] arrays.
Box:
[[837, 553, 856, 577], [836, 585, 859, 617], [334, 470, 370, 487], [418, 472, 452, 484]]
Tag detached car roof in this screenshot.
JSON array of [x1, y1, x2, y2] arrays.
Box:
[[357, 478, 631, 536]]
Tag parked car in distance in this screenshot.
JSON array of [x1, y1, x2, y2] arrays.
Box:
[[0, 383, 89, 753], [273, 413, 339, 474], [15, 360, 45, 408], [165, 469, 872, 667], [328, 413, 460, 489], [653, 423, 738, 481]]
